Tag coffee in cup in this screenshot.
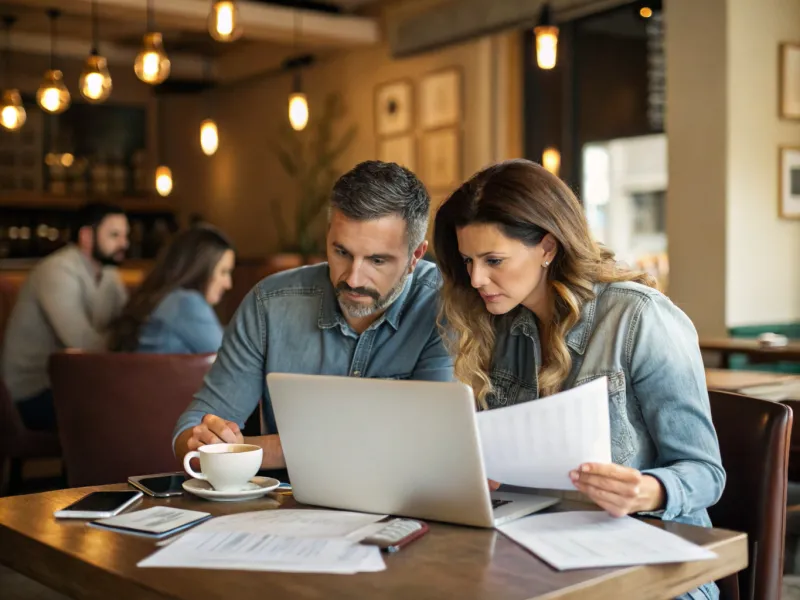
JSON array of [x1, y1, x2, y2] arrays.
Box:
[[183, 443, 263, 491]]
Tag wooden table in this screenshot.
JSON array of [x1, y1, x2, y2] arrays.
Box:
[[0, 484, 747, 600], [705, 368, 800, 392], [700, 337, 800, 368]]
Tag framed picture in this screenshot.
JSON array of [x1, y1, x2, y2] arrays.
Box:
[[779, 146, 800, 219], [374, 79, 413, 136], [377, 135, 416, 170], [420, 128, 461, 191], [419, 68, 462, 130], [780, 43, 800, 119]]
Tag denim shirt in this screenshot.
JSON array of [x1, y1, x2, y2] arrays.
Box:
[[173, 261, 454, 444], [489, 281, 725, 530], [138, 289, 223, 355]]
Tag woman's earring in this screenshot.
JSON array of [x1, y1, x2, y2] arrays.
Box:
[[542, 260, 550, 268]]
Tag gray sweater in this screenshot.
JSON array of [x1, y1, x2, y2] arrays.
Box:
[[1, 245, 127, 401]]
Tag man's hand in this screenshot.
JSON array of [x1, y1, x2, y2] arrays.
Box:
[[186, 414, 243, 451]]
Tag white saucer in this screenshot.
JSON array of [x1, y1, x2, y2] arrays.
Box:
[[182, 477, 281, 502]]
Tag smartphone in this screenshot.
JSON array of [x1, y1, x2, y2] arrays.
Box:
[[128, 473, 187, 497], [54, 490, 143, 519]]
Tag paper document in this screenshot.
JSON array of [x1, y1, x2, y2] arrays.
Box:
[[139, 530, 385, 574], [89, 507, 211, 538], [476, 377, 612, 489], [498, 511, 717, 570]]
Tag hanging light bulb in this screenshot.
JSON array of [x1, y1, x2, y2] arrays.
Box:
[[534, 4, 559, 70], [134, 32, 170, 84], [155, 165, 173, 196], [199, 118, 219, 156], [208, 0, 242, 42], [288, 91, 308, 131], [36, 10, 70, 114], [79, 0, 112, 103], [542, 147, 561, 176], [0, 89, 25, 131]]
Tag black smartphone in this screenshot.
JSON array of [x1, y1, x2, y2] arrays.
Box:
[[128, 472, 187, 497], [54, 490, 143, 519]]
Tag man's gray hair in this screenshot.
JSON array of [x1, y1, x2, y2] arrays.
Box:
[[329, 160, 430, 253]]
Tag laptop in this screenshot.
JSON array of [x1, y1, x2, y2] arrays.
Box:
[[266, 373, 559, 528]]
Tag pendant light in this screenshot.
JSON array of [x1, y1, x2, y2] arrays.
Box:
[[288, 6, 308, 131], [154, 93, 172, 196], [0, 16, 25, 131], [534, 3, 559, 70], [199, 60, 218, 156], [79, 0, 112, 103], [542, 147, 561, 176], [134, 0, 170, 85], [36, 9, 70, 114], [208, 0, 242, 42]]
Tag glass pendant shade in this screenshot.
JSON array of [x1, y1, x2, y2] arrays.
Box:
[[0, 89, 25, 130], [134, 32, 170, 84], [208, 0, 242, 42], [79, 53, 112, 102], [36, 69, 70, 113]]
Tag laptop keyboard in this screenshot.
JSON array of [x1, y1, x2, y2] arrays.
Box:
[[492, 498, 512, 509]]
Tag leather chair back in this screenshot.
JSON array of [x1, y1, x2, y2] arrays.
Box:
[[708, 390, 793, 600], [50, 350, 214, 487]]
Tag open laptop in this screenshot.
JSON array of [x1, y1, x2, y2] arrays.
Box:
[[266, 373, 559, 528]]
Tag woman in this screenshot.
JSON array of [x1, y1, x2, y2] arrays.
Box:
[[108, 225, 235, 354], [434, 159, 723, 599]]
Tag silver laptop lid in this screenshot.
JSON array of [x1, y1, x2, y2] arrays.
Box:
[[267, 373, 496, 528]]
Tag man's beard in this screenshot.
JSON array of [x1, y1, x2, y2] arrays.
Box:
[[92, 233, 124, 267], [335, 271, 410, 319]]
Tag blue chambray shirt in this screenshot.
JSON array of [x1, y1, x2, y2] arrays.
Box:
[[138, 289, 223, 354], [173, 260, 454, 444]]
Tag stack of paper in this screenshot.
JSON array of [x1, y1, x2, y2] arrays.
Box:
[[139, 509, 388, 574], [498, 511, 717, 570], [89, 507, 212, 539]]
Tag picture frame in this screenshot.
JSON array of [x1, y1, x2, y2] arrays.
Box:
[[374, 79, 413, 137], [420, 127, 461, 191], [780, 43, 800, 120], [377, 134, 416, 171], [779, 145, 800, 219], [419, 67, 462, 130]]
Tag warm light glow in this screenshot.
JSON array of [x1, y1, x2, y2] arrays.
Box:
[[0, 90, 26, 131], [534, 25, 559, 70], [640, 6, 653, 18], [155, 165, 173, 196], [61, 153, 74, 167], [542, 147, 561, 176], [79, 54, 112, 103], [209, 0, 242, 42], [134, 33, 170, 85], [288, 92, 309, 131], [200, 119, 219, 156], [36, 70, 71, 114]]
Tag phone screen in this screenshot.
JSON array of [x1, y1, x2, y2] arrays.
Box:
[[61, 491, 141, 513], [135, 474, 186, 494]]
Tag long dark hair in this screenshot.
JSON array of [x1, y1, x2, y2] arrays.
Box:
[[108, 225, 234, 352], [434, 159, 656, 406]]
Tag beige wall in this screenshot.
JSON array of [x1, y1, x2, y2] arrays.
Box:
[[162, 4, 517, 257], [726, 0, 800, 326]]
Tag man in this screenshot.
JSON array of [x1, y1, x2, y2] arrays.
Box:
[[174, 160, 453, 467], [2, 202, 130, 431]]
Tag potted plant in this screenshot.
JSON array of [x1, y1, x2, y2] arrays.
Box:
[[267, 92, 357, 273]]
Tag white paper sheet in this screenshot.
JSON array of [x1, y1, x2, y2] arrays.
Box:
[[139, 529, 385, 574], [498, 511, 717, 570], [476, 377, 612, 489]]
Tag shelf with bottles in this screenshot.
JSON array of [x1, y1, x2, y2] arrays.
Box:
[[0, 190, 174, 213]]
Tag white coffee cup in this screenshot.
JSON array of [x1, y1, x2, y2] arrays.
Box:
[[183, 443, 263, 491]]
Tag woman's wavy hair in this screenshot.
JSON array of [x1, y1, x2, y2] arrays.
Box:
[[434, 159, 656, 408], [108, 224, 234, 352]]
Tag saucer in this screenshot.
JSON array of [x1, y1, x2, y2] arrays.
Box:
[[182, 477, 281, 502]]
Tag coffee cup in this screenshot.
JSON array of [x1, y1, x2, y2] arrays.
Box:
[[183, 443, 263, 491]]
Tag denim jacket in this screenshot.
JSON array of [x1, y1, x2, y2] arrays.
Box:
[[489, 281, 725, 530], [138, 289, 223, 354], [173, 261, 453, 445]]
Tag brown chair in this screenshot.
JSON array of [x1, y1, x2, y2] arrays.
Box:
[[49, 350, 215, 487], [708, 390, 793, 600], [0, 378, 61, 496]]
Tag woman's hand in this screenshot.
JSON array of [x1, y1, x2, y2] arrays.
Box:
[[569, 463, 665, 517]]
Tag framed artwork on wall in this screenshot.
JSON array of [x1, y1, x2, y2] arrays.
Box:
[[419, 67, 462, 130], [780, 43, 800, 119], [374, 79, 413, 136], [420, 127, 461, 191], [377, 135, 416, 171], [779, 145, 800, 219]]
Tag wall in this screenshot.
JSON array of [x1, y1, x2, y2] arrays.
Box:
[[161, 0, 506, 258], [725, 0, 800, 326]]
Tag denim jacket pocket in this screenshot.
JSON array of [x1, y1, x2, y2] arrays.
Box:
[[577, 370, 636, 464], [487, 368, 538, 408]]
